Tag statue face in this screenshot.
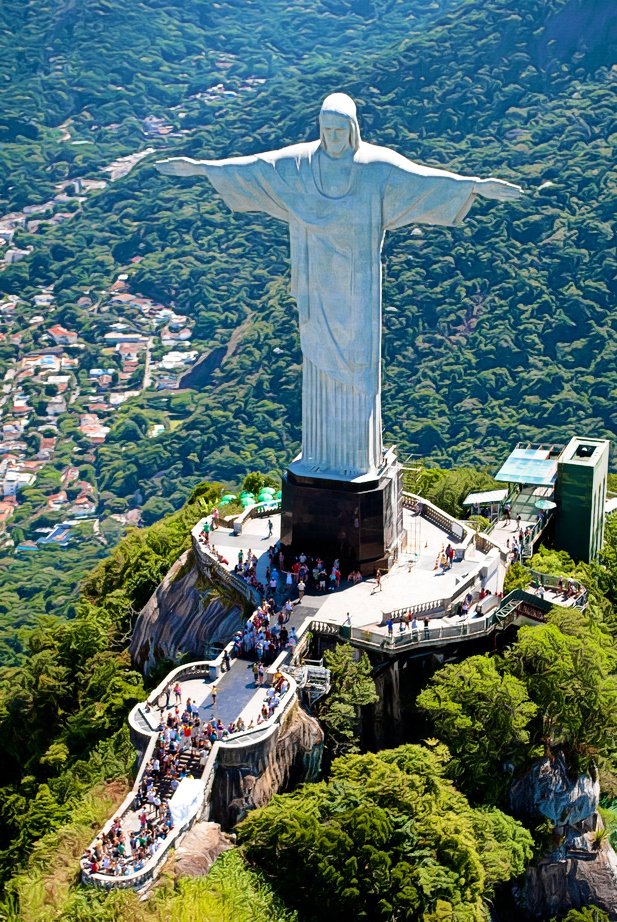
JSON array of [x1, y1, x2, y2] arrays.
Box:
[[320, 113, 352, 157]]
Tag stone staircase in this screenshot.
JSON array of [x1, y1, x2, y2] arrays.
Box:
[[156, 750, 203, 803]]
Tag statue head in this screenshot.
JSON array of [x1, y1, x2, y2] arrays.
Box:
[[319, 93, 361, 155]]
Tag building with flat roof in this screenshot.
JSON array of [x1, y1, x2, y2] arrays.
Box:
[[489, 436, 611, 564], [554, 437, 610, 563]]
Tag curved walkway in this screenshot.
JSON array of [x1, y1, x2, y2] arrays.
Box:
[[81, 652, 298, 890], [82, 499, 586, 888]]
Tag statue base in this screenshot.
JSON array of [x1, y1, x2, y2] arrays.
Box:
[[280, 448, 403, 575]]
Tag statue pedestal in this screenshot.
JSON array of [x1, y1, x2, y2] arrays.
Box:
[[280, 449, 403, 574]]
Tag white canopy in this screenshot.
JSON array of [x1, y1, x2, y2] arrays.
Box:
[[169, 778, 203, 829], [462, 489, 508, 507]]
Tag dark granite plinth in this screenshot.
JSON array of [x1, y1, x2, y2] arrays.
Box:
[[280, 454, 403, 574]]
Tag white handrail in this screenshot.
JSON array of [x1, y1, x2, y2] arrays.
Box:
[[82, 667, 298, 890]]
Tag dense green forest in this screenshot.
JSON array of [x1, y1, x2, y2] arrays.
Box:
[[0, 0, 614, 622], [0, 0, 615, 500]]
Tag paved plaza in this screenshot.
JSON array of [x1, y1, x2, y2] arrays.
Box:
[[208, 509, 504, 639]]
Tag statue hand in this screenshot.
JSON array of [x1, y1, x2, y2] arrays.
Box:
[[155, 157, 194, 177], [474, 178, 525, 201]]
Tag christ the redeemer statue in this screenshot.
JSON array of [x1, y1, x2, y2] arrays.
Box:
[[156, 93, 523, 481]]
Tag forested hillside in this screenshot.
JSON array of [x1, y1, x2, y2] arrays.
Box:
[[0, 0, 613, 668], [1, 0, 615, 505], [1, 2, 616, 918], [1, 479, 616, 920]]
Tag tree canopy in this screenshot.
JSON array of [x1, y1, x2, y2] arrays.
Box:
[[318, 644, 378, 761], [238, 743, 533, 922]]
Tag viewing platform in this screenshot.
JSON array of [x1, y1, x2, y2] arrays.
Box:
[[199, 493, 586, 657], [202, 494, 510, 657], [83, 489, 588, 891], [81, 653, 300, 891]]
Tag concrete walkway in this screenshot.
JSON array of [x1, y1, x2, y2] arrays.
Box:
[[208, 510, 503, 638], [209, 514, 279, 586], [146, 656, 265, 732]]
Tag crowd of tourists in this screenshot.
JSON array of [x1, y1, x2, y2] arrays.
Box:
[[197, 524, 268, 596], [232, 599, 299, 663], [82, 664, 294, 880], [198, 512, 374, 606], [81, 808, 174, 878]]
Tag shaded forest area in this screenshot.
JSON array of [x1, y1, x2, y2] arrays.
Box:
[[1, 1, 616, 919]]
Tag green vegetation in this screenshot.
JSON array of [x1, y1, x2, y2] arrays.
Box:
[[0, 0, 616, 917], [0, 530, 118, 665], [403, 463, 500, 517], [2, 847, 297, 922], [418, 600, 617, 804], [237, 743, 533, 921], [554, 910, 611, 922], [417, 655, 539, 801], [0, 482, 218, 888], [318, 644, 378, 760], [0, 0, 614, 664]]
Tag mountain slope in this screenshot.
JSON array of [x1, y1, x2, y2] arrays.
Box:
[[0, 0, 615, 505]]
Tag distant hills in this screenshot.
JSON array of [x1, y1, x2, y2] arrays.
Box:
[[0, 0, 615, 509]]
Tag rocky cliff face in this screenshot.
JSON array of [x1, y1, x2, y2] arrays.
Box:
[[172, 821, 235, 878], [510, 751, 600, 828], [511, 752, 617, 919], [129, 549, 244, 673], [519, 833, 617, 920], [210, 702, 324, 829]]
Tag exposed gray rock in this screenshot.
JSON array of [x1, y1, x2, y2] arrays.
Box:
[[129, 550, 244, 673], [210, 702, 324, 829], [173, 821, 235, 878], [510, 751, 599, 827], [511, 753, 617, 918], [518, 828, 617, 920]]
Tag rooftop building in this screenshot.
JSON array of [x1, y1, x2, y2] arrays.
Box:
[[554, 437, 610, 563]]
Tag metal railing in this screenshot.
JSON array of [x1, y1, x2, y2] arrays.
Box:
[[497, 587, 553, 618], [349, 606, 519, 652], [402, 492, 467, 543], [192, 520, 261, 608], [526, 570, 588, 609], [381, 553, 489, 623], [520, 510, 555, 555]]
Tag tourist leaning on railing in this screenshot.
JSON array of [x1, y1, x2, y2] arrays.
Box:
[[81, 806, 173, 878]]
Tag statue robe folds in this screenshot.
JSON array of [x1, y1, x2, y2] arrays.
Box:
[[202, 141, 477, 480]]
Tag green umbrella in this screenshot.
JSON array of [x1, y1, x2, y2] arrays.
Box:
[[241, 496, 254, 507], [260, 486, 275, 495], [275, 490, 282, 500], [221, 493, 236, 502], [535, 498, 556, 510]]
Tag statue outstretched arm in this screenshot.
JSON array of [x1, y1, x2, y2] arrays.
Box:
[[155, 157, 215, 178], [473, 178, 525, 201], [155, 153, 289, 221]]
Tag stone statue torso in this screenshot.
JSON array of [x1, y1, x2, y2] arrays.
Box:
[[202, 140, 477, 475]]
